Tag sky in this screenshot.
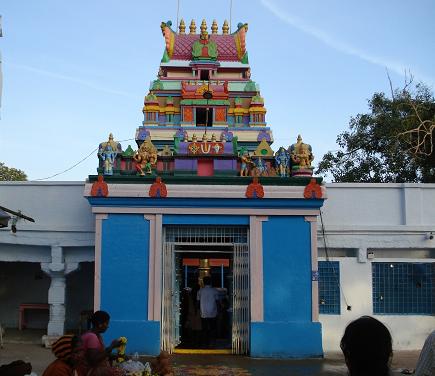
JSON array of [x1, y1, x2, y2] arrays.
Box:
[[1, 0, 434, 181]]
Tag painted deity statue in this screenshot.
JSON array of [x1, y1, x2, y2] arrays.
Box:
[[134, 137, 158, 176], [254, 157, 267, 176], [275, 147, 290, 177], [98, 133, 122, 175], [289, 135, 314, 177], [239, 149, 254, 177]]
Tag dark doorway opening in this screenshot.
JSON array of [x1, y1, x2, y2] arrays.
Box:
[[176, 250, 233, 350], [200, 70, 210, 81], [196, 108, 213, 127]]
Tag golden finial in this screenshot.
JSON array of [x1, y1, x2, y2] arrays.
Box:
[[211, 20, 218, 34], [222, 20, 229, 34], [189, 20, 196, 34], [179, 19, 186, 34], [202, 132, 208, 142], [200, 19, 208, 38]]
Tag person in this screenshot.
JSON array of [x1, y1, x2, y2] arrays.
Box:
[[42, 334, 84, 376], [340, 316, 392, 376], [0, 360, 32, 376], [415, 330, 435, 376], [78, 310, 123, 376], [197, 275, 219, 348]]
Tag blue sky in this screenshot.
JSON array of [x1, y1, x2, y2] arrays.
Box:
[[1, 0, 434, 181]]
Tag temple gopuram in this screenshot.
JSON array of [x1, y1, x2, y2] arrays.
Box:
[[85, 19, 326, 358]]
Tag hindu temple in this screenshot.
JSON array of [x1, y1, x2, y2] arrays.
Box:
[[84, 19, 325, 357]]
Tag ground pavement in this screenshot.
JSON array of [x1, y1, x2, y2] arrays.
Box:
[[0, 343, 420, 376]]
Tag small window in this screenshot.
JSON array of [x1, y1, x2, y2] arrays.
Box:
[[319, 261, 341, 314], [372, 262, 435, 315], [196, 108, 213, 127], [200, 70, 209, 81]]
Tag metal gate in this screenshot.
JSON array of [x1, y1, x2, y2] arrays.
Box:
[[161, 226, 250, 354], [232, 243, 250, 355], [161, 241, 180, 352]]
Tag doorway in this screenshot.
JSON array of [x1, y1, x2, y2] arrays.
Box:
[[161, 226, 250, 355], [196, 108, 213, 127], [177, 248, 232, 350]]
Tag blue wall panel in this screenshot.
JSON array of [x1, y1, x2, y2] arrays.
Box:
[[101, 214, 159, 354], [251, 322, 322, 357], [254, 216, 322, 357], [262, 216, 311, 321]]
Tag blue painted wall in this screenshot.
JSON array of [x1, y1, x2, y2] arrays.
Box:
[[251, 216, 322, 357], [100, 214, 160, 355]]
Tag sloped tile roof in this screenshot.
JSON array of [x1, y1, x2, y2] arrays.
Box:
[[172, 34, 239, 61]]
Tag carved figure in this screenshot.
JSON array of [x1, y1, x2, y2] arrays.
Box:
[[290, 135, 314, 169], [239, 149, 254, 177], [98, 133, 121, 175], [275, 147, 290, 177], [134, 138, 158, 176], [254, 157, 267, 176]]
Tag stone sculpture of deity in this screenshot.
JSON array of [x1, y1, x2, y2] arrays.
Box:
[[275, 147, 290, 177], [239, 149, 254, 177], [134, 138, 158, 176], [290, 135, 314, 169], [98, 133, 122, 175]]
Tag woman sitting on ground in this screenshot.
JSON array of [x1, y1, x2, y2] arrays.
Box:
[[42, 334, 84, 376], [340, 315, 392, 376], [78, 310, 123, 376]]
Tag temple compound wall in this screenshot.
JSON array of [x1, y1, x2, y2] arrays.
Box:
[[0, 182, 434, 355]]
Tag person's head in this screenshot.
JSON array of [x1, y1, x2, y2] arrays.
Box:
[[51, 335, 84, 366], [203, 276, 212, 286], [90, 310, 110, 333], [340, 316, 392, 376]]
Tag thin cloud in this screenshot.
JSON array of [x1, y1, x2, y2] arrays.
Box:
[[260, 0, 432, 83], [8, 62, 136, 98]]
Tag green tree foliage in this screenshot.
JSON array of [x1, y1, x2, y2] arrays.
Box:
[[0, 162, 27, 181], [316, 83, 435, 183]]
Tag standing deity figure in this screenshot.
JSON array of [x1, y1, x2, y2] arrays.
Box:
[[98, 133, 122, 175], [275, 147, 290, 177], [289, 135, 314, 177], [134, 137, 158, 176], [239, 149, 254, 177]]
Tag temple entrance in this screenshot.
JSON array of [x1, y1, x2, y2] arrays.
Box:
[[161, 226, 250, 354]]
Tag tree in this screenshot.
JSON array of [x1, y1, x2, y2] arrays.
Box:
[[316, 81, 435, 183], [0, 162, 27, 181]]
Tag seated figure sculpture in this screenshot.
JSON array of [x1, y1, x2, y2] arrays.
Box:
[[289, 135, 314, 177], [134, 137, 158, 176]]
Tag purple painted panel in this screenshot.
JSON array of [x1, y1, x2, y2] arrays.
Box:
[[177, 143, 189, 154], [175, 159, 197, 170], [159, 114, 166, 123], [214, 159, 236, 170], [243, 116, 250, 126], [223, 143, 234, 154]]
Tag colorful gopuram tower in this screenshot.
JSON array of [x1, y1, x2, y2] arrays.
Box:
[[86, 19, 325, 358]]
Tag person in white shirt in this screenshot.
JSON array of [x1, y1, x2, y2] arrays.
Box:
[[415, 330, 435, 376], [197, 275, 219, 347]]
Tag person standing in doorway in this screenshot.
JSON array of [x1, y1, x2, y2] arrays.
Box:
[[197, 275, 219, 348]]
